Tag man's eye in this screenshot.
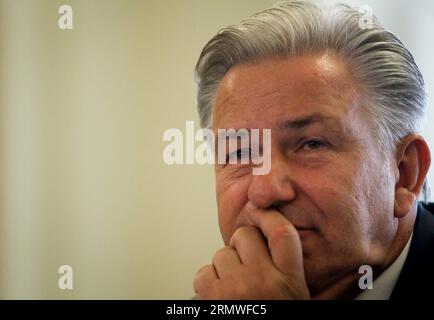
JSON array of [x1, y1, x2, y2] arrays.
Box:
[[301, 139, 326, 151], [227, 148, 250, 163]]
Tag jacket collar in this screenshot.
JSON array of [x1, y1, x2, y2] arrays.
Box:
[[390, 202, 434, 299]]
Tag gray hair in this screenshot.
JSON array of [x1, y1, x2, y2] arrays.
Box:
[[195, 0, 429, 202]]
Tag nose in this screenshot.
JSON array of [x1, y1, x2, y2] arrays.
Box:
[[247, 153, 296, 209]]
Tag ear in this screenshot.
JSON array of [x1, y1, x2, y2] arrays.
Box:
[[394, 134, 431, 218]]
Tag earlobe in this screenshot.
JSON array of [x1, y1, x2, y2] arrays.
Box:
[[393, 135, 431, 219], [394, 188, 416, 218]]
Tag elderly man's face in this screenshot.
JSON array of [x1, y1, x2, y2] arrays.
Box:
[[212, 53, 398, 292]]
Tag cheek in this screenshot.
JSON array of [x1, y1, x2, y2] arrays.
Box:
[[296, 162, 371, 240], [215, 173, 251, 244], [302, 154, 395, 253]]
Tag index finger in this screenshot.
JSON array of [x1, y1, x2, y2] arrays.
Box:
[[245, 202, 305, 279]]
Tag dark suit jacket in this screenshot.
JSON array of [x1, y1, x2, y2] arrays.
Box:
[[390, 202, 434, 299]]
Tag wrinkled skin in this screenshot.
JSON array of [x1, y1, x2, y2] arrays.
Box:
[[193, 53, 427, 299]]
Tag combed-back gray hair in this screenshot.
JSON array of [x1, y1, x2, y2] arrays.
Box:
[[194, 0, 429, 201]]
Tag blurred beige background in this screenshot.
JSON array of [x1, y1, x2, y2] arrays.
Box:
[[0, 0, 276, 299], [1, 0, 433, 299]]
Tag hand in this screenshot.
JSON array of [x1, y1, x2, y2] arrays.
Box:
[[193, 203, 311, 299]]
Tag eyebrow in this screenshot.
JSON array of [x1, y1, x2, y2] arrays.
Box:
[[213, 113, 341, 139], [277, 113, 338, 130]]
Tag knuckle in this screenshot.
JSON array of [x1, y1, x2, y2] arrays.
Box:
[[196, 264, 212, 276], [197, 284, 223, 300], [230, 225, 257, 246], [192, 270, 203, 289], [212, 246, 232, 263], [268, 223, 298, 246], [193, 264, 212, 289]]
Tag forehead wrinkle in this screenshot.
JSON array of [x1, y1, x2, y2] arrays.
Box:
[[213, 54, 362, 131], [278, 113, 334, 129], [217, 86, 288, 112], [218, 75, 350, 118]]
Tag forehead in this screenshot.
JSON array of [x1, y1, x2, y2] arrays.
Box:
[[212, 53, 362, 130]]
